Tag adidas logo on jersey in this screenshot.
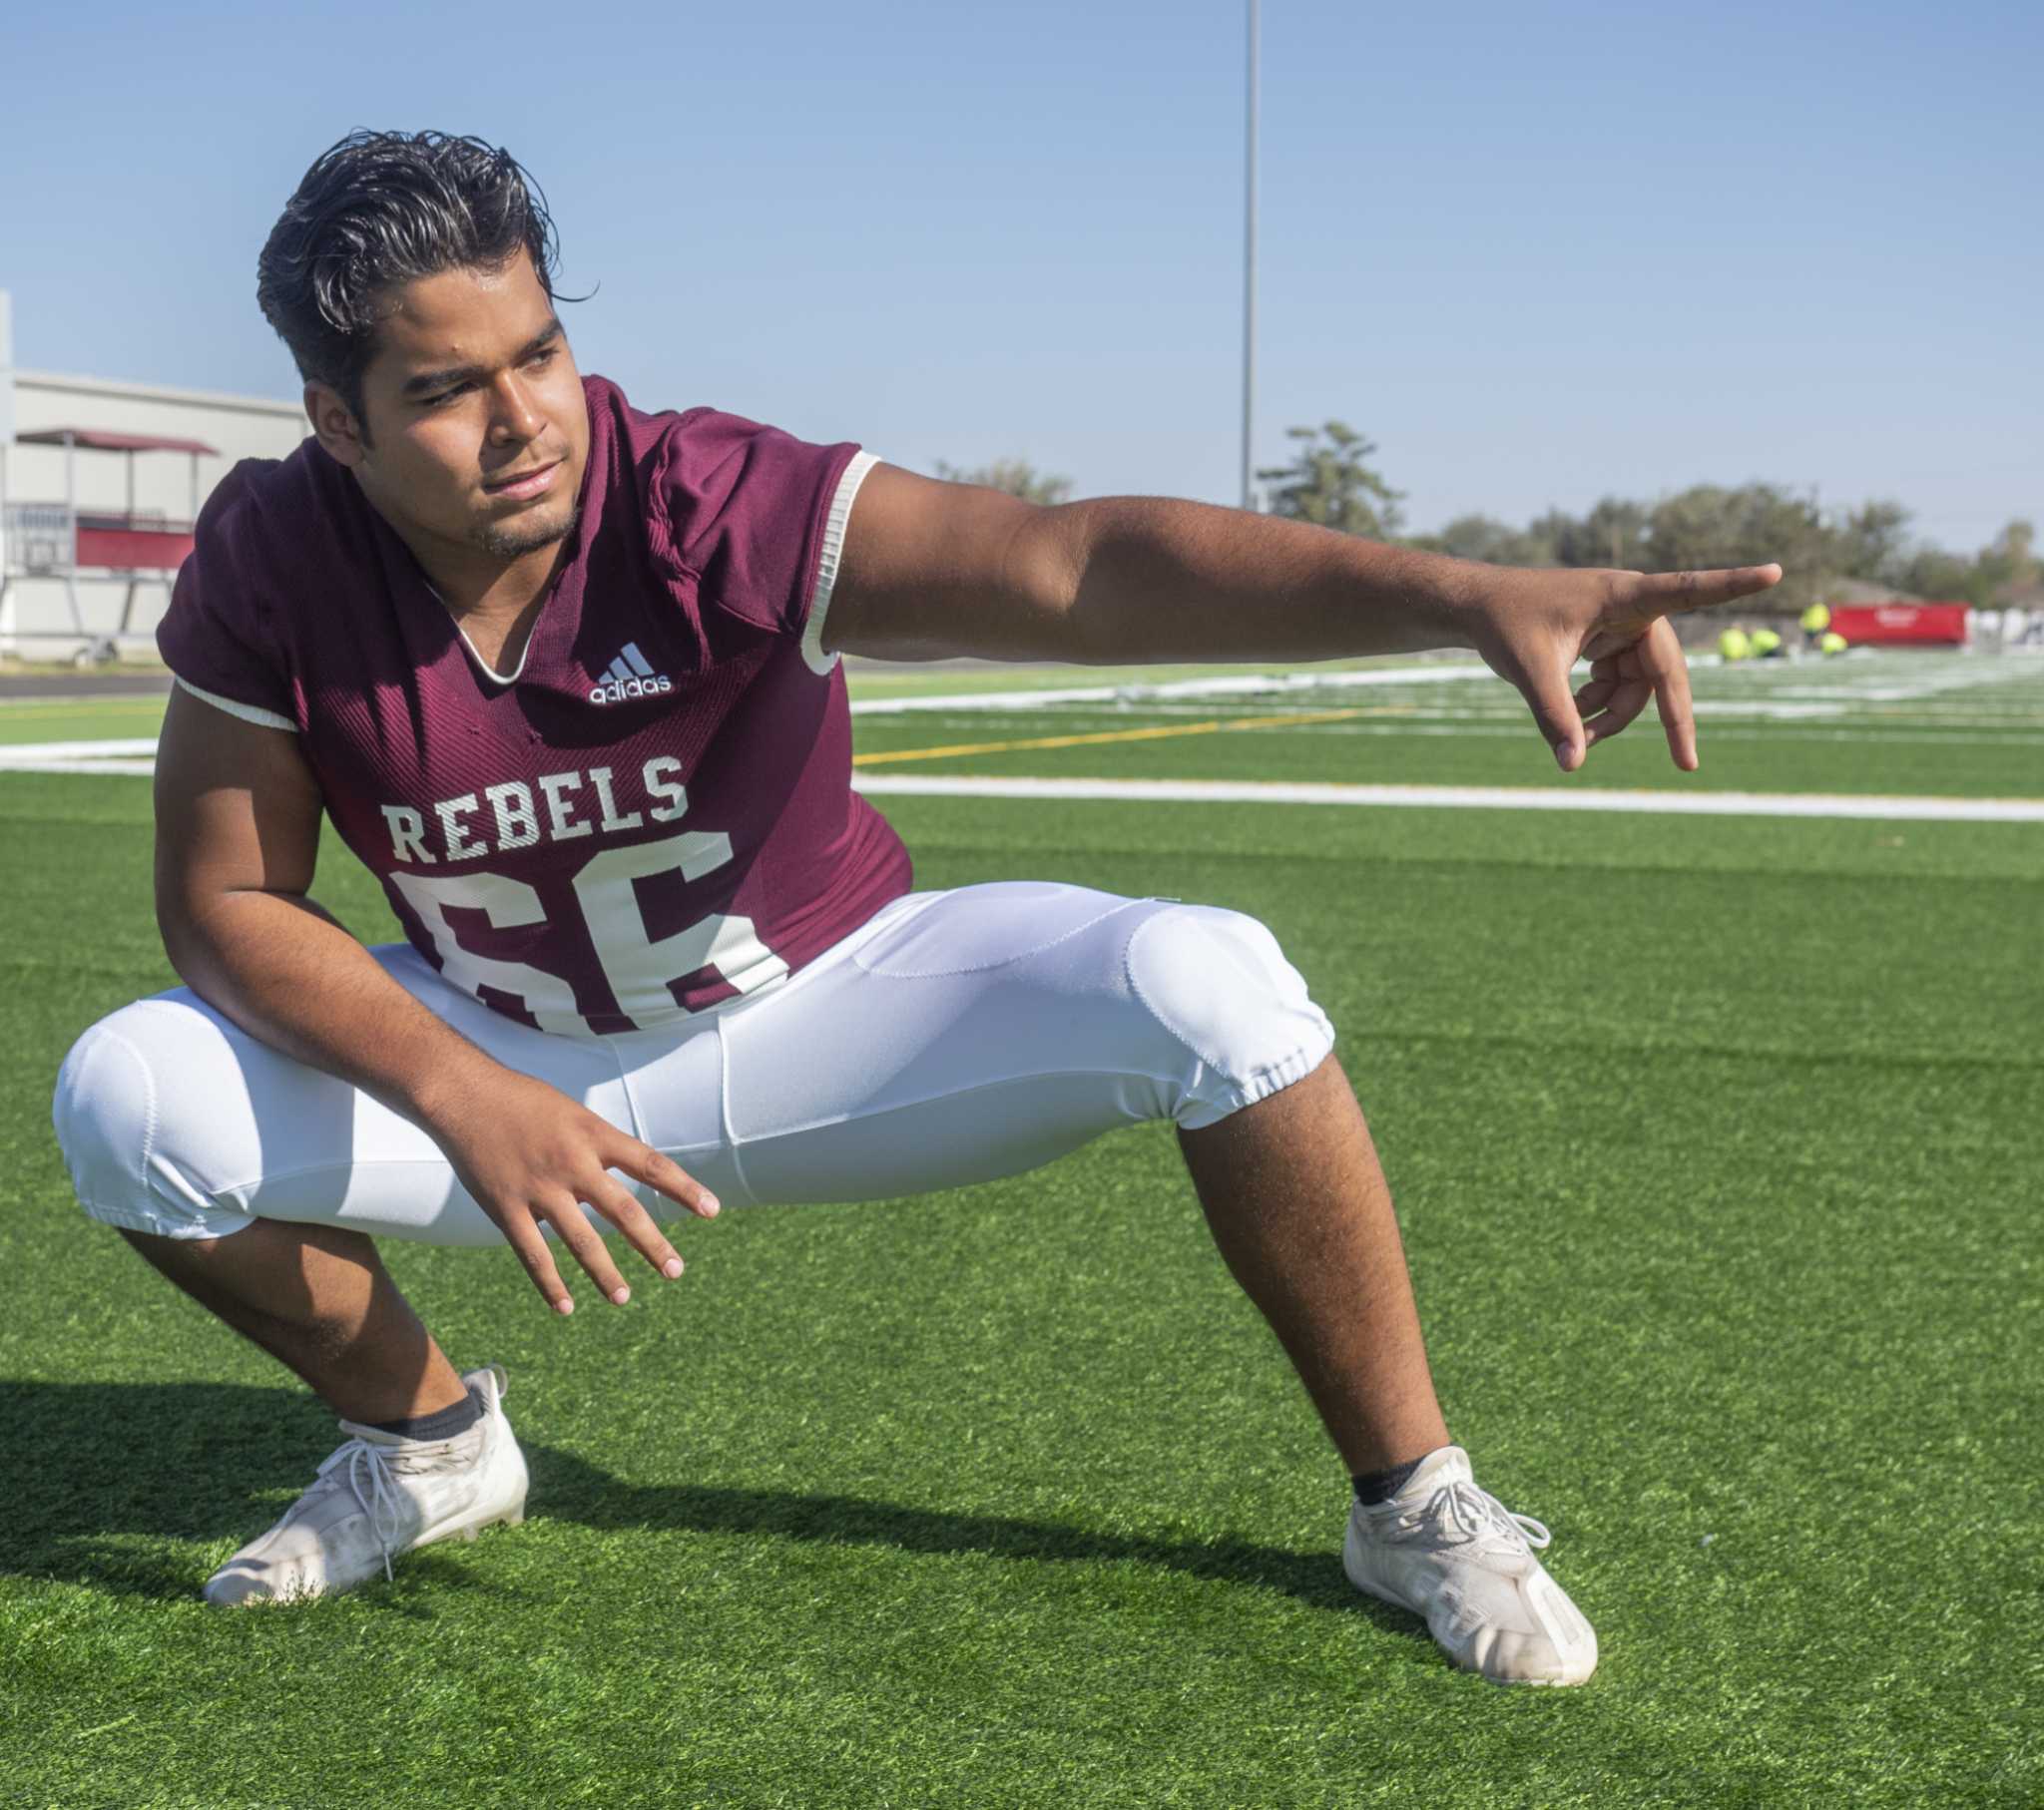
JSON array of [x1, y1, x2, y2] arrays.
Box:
[[589, 642, 674, 704]]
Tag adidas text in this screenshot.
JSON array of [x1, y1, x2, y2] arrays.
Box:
[[589, 643, 674, 704], [589, 674, 675, 704]]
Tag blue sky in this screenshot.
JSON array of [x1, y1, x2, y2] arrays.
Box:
[[5, 0, 2038, 552]]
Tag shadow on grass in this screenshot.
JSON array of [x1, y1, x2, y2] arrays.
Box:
[[1, 1381, 1406, 1636], [0, 1381, 339, 1600], [526, 1442, 1403, 1629]]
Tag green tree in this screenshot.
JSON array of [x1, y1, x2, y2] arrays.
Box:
[[1888, 521, 2031, 606], [2005, 519, 2038, 588], [1897, 545, 1976, 602], [1407, 513, 1556, 567], [1538, 497, 1651, 570], [1976, 518, 2040, 600], [1257, 422, 1405, 537], [932, 457, 1073, 506], [1644, 483, 1833, 610], [1832, 499, 1913, 584]]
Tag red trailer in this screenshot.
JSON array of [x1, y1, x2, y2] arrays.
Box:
[[0, 425, 216, 663], [1827, 602, 1971, 648]]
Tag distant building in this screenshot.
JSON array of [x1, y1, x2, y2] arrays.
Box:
[[1985, 583, 2044, 652], [2, 358, 305, 659]]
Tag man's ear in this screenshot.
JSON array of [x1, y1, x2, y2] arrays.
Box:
[[303, 382, 368, 468]]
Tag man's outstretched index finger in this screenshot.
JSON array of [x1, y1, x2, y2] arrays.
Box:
[[1636, 563, 1784, 619]]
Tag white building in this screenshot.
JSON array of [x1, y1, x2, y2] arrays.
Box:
[[1, 294, 307, 659]]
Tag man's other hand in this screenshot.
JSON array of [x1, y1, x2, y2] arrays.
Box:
[[1466, 563, 1784, 773], [422, 1069, 722, 1313]]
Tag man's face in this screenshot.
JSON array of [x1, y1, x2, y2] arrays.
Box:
[[315, 248, 590, 565]]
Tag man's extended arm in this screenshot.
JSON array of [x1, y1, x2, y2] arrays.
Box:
[[152, 687, 716, 1309], [828, 466, 1782, 772]]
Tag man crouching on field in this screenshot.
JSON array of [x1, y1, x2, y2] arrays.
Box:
[[52, 130, 1779, 1684]]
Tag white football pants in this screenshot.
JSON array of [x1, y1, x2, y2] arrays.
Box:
[[53, 882, 1334, 1246]]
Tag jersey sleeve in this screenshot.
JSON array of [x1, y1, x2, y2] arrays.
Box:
[[156, 463, 298, 730], [654, 410, 877, 674]]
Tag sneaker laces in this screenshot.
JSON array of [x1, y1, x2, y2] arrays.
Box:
[[312, 1438, 408, 1583], [1385, 1481, 1552, 1559]]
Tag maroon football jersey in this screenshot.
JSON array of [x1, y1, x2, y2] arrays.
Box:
[[158, 375, 911, 1035]]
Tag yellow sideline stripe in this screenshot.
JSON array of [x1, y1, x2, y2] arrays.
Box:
[[851, 706, 1372, 767], [0, 699, 168, 718]]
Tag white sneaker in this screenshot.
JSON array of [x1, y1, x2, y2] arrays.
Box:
[[1342, 1445, 1598, 1686], [204, 1364, 529, 1606]]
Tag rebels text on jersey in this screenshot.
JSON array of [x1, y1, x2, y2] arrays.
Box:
[[158, 375, 912, 1036]]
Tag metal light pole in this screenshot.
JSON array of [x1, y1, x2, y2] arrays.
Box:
[[1240, 0, 1260, 511], [0, 291, 14, 629]]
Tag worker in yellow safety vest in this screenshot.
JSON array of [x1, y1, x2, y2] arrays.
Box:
[[1801, 602, 1831, 649], [1751, 627, 1784, 660], [1718, 626, 1752, 662]]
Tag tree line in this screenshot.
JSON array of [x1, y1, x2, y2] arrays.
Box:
[[937, 428, 2038, 614], [1260, 422, 2037, 613]]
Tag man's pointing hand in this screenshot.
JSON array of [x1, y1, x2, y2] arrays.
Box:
[[1468, 563, 1784, 773]]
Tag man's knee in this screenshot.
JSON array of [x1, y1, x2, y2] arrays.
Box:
[[1123, 903, 1335, 1130], [52, 1000, 261, 1240]]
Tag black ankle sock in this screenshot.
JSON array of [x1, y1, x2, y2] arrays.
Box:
[[1351, 1456, 1427, 1505], [370, 1388, 482, 1444]]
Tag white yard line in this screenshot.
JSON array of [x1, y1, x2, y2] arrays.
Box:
[[0, 738, 160, 776], [852, 774, 2044, 823], [1283, 724, 2044, 747], [0, 757, 160, 775], [866, 652, 2035, 714], [858, 712, 2044, 746], [846, 663, 1498, 714], [12, 757, 2040, 817], [848, 655, 2044, 719], [11, 759, 2039, 818], [9, 664, 2042, 819], [0, 738, 162, 760], [870, 698, 2044, 731]]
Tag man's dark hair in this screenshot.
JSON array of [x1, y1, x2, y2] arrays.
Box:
[[256, 130, 562, 430]]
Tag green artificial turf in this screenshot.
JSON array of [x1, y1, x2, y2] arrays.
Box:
[[850, 706, 2044, 797], [0, 697, 168, 746], [845, 653, 2044, 799], [3, 679, 2042, 1805], [840, 653, 1410, 700]]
